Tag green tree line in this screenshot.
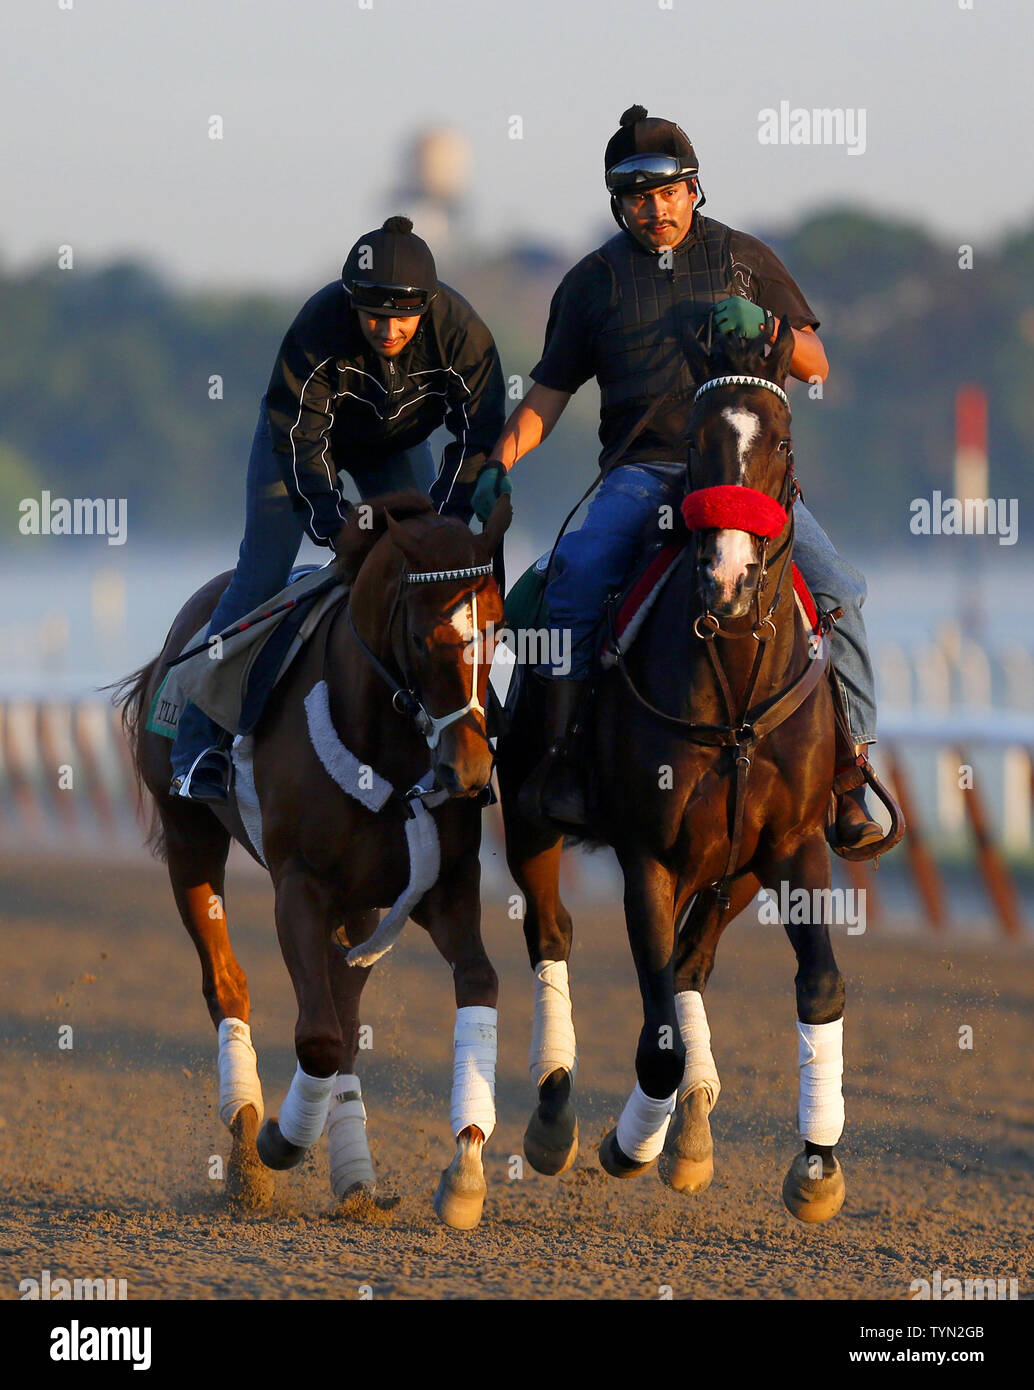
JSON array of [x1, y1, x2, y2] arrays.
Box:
[[2, 207, 1031, 552]]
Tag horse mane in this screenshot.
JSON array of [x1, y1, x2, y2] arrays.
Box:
[[332, 489, 436, 583]]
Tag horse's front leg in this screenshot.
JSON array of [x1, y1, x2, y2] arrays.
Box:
[[660, 873, 761, 1194], [761, 833, 847, 1223], [600, 853, 683, 1178], [501, 799, 579, 1176], [325, 911, 378, 1203], [414, 845, 499, 1230], [257, 863, 343, 1172]]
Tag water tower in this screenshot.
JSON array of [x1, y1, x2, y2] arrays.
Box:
[[389, 127, 472, 246]]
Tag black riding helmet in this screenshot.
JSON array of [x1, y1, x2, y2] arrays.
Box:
[[342, 215, 439, 315], [604, 105, 705, 230]]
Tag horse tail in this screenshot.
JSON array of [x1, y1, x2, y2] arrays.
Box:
[[105, 657, 167, 860]]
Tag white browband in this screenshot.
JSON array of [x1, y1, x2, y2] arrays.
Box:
[[694, 374, 791, 412], [405, 563, 494, 584]]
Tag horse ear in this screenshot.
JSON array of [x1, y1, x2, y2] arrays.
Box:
[[767, 313, 796, 385], [477, 493, 513, 556], [384, 509, 424, 567]]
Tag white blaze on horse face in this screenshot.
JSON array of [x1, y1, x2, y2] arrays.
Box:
[[448, 595, 476, 643], [710, 528, 755, 594], [721, 406, 760, 480]]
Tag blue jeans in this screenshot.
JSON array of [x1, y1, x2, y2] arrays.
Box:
[[546, 465, 685, 681], [793, 501, 876, 744], [171, 397, 435, 775], [544, 464, 877, 744]]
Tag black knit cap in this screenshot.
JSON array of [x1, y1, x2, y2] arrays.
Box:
[[604, 105, 699, 186], [341, 216, 438, 310]]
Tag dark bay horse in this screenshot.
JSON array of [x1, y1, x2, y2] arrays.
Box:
[[116, 491, 511, 1229], [498, 321, 872, 1223]]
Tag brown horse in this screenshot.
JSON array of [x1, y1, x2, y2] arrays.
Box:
[[498, 321, 898, 1222], [115, 491, 512, 1229]]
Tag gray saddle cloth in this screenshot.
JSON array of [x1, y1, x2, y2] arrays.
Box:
[[146, 565, 348, 740]]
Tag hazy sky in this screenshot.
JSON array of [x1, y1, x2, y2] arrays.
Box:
[[5, 0, 1031, 292]]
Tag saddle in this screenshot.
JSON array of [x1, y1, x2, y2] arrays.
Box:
[[146, 565, 349, 742]]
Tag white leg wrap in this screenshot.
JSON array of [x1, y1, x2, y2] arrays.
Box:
[[674, 990, 721, 1109], [450, 1006, 497, 1141], [615, 1082, 677, 1163], [797, 1018, 845, 1146], [217, 1017, 264, 1128], [327, 1074, 376, 1197], [277, 1063, 336, 1149], [529, 959, 577, 1085]]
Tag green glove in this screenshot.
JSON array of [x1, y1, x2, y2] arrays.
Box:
[[713, 296, 773, 341], [471, 460, 512, 523]]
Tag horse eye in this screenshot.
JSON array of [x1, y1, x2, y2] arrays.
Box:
[[411, 631, 424, 652]]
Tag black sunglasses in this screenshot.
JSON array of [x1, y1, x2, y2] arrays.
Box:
[[349, 281, 431, 314]]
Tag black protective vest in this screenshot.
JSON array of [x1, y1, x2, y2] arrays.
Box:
[[595, 217, 733, 418]]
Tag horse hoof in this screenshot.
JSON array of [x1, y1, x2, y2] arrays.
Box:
[[227, 1104, 275, 1209], [334, 1182, 379, 1217], [782, 1151, 846, 1223], [598, 1127, 653, 1180], [524, 1069, 579, 1175], [433, 1139, 487, 1230], [256, 1118, 308, 1171], [525, 1115, 579, 1176], [658, 1088, 714, 1194]]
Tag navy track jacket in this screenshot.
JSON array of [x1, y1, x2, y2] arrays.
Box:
[[265, 280, 505, 542]]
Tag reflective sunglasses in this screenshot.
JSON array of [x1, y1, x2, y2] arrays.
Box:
[[349, 281, 432, 314], [606, 153, 698, 194]]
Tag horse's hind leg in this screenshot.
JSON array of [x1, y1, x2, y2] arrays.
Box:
[[325, 911, 378, 1203], [501, 807, 579, 1177], [163, 801, 271, 1209], [761, 834, 847, 1223], [258, 864, 343, 1173], [659, 874, 760, 1194]]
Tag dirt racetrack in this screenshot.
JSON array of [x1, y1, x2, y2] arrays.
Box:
[[2, 852, 1031, 1301]]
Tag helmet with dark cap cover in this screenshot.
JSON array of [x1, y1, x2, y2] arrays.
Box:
[[342, 216, 439, 315], [604, 105, 704, 229]]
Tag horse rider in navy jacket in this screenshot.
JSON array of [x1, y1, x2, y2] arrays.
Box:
[[170, 216, 505, 802]]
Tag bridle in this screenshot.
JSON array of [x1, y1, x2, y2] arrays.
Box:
[[685, 372, 801, 644], [341, 560, 495, 751], [607, 371, 828, 910]]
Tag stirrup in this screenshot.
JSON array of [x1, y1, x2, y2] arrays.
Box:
[[826, 757, 905, 863], [171, 746, 232, 804]]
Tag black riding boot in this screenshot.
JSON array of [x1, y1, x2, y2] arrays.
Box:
[[832, 745, 883, 850], [518, 678, 588, 830]]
